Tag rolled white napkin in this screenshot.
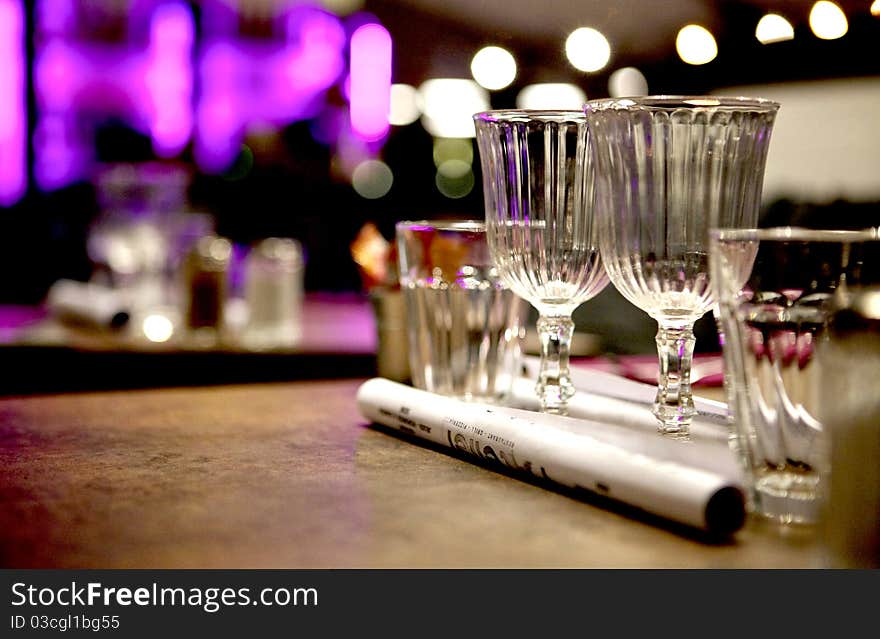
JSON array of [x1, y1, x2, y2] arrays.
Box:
[[46, 279, 130, 329], [515, 356, 731, 443], [357, 378, 746, 535]]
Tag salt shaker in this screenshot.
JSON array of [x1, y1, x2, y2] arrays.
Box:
[[242, 238, 304, 349]]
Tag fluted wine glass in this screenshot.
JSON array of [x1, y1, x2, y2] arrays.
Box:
[[474, 110, 609, 415], [584, 96, 779, 437]]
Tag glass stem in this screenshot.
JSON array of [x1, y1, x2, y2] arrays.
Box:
[[654, 321, 697, 435], [536, 314, 575, 415]]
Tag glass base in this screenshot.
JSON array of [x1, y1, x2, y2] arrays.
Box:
[[652, 403, 695, 439], [752, 472, 821, 525], [538, 379, 575, 415]]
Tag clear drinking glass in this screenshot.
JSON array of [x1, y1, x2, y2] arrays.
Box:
[[710, 227, 880, 524], [474, 110, 608, 415], [396, 220, 526, 403], [584, 96, 779, 436]]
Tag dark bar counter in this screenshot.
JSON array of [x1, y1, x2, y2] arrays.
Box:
[[0, 293, 378, 395], [0, 378, 820, 568]]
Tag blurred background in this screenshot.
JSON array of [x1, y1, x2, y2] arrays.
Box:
[[0, 0, 878, 388]]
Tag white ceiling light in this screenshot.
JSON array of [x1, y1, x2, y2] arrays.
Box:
[[389, 84, 420, 126], [565, 27, 611, 73], [676, 24, 718, 65], [809, 1, 848, 40], [418, 79, 489, 138], [470, 46, 517, 91], [608, 67, 648, 97], [755, 14, 795, 44], [515, 83, 586, 110]]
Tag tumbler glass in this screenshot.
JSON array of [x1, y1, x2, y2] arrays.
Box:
[[710, 227, 880, 524], [396, 220, 526, 403]]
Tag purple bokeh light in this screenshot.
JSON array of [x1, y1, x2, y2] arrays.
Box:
[[146, 2, 195, 158], [349, 23, 391, 142], [195, 4, 345, 172], [0, 0, 27, 206], [33, 0, 196, 190], [28, 1, 385, 190]]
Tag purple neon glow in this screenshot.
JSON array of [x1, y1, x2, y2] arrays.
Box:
[[146, 2, 195, 158], [195, 43, 240, 172], [0, 0, 27, 206], [349, 23, 391, 142], [199, 0, 238, 35], [34, 0, 196, 190], [36, 0, 74, 35], [195, 6, 345, 172], [32, 1, 353, 184], [284, 9, 346, 92]]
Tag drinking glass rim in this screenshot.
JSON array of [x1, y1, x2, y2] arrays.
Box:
[[396, 219, 485, 233], [711, 226, 880, 242], [473, 109, 586, 123], [584, 95, 780, 112]]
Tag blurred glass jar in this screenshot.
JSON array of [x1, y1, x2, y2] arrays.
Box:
[[88, 162, 200, 310], [241, 238, 304, 350], [183, 235, 232, 345]]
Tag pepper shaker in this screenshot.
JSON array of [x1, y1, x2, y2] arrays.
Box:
[[183, 235, 232, 345]]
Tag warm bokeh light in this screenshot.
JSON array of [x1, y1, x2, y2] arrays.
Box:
[[318, 0, 364, 15], [433, 138, 473, 168], [515, 83, 586, 110], [608, 67, 648, 97], [872, 0, 880, 17], [389, 83, 420, 126], [755, 14, 795, 44], [143, 314, 174, 343], [470, 46, 517, 91], [565, 27, 610, 72], [809, 2, 848, 40], [418, 79, 489, 138], [676, 24, 718, 65], [352, 159, 393, 199], [435, 160, 474, 199]]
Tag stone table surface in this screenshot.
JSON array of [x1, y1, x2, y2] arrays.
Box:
[[0, 379, 822, 568]]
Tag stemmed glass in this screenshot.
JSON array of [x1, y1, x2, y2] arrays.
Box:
[[584, 96, 779, 437], [474, 110, 608, 415]]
